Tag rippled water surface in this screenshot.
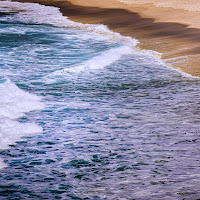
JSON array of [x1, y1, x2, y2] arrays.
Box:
[[0, 1, 200, 199]]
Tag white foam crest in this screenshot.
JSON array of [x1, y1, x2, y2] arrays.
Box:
[[51, 46, 134, 74], [0, 79, 44, 119], [0, 1, 67, 25], [0, 118, 43, 150], [80, 24, 139, 48], [0, 79, 44, 169]]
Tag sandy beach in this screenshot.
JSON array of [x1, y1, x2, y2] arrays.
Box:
[[12, 0, 200, 76], [1, 1, 200, 199]]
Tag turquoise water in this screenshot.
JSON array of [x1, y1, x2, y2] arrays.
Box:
[[0, 1, 200, 199]]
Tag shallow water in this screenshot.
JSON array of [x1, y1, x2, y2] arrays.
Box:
[[0, 1, 200, 199]]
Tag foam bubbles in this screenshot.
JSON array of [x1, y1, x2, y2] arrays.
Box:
[[0, 118, 43, 150], [0, 79, 44, 119], [50, 46, 134, 74], [0, 79, 44, 169]]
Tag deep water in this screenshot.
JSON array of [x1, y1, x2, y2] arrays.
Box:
[[0, 1, 200, 199]]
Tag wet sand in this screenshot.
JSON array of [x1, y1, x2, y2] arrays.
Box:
[[13, 0, 200, 76]]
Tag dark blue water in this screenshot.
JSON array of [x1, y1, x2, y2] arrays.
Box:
[[0, 1, 200, 199]]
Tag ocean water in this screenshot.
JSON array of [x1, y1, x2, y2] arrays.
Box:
[[0, 1, 200, 199]]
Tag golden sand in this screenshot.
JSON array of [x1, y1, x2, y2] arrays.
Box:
[[13, 0, 200, 76], [119, 0, 200, 12]]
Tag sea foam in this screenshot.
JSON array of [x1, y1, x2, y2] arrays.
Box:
[[0, 1, 138, 47], [0, 79, 44, 169], [50, 46, 134, 74], [0, 79, 44, 119]]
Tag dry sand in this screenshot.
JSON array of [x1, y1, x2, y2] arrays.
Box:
[[13, 0, 200, 76], [119, 0, 200, 12]]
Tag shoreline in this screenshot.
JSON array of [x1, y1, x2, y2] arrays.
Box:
[[11, 0, 200, 76]]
